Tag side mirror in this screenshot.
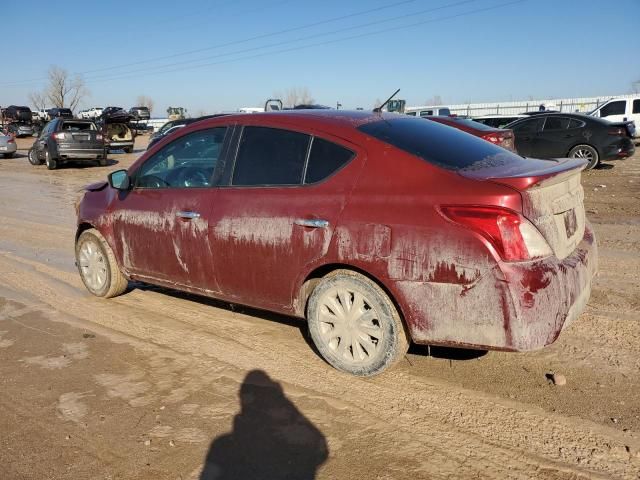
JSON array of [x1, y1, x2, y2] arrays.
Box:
[[108, 169, 131, 190]]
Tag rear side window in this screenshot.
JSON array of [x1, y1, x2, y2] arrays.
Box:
[[419, 110, 433, 117], [232, 127, 310, 186], [305, 138, 354, 184], [568, 119, 585, 129], [600, 101, 626, 117], [633, 99, 640, 114], [543, 117, 570, 131], [358, 116, 522, 171]]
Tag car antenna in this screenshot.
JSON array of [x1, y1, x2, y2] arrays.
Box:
[[374, 89, 400, 113]]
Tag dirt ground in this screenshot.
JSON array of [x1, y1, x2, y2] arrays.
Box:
[[0, 134, 639, 480]]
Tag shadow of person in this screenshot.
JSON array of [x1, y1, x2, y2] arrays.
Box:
[[200, 370, 328, 480]]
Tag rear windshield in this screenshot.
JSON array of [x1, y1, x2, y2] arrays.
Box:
[[445, 117, 498, 131], [358, 116, 522, 171], [62, 122, 95, 131]]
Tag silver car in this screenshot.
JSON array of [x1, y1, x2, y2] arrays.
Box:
[[0, 133, 17, 158]]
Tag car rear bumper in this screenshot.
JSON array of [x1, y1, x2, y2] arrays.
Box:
[[0, 144, 17, 153], [107, 141, 134, 149], [394, 222, 598, 351], [602, 138, 635, 160], [56, 146, 106, 160]]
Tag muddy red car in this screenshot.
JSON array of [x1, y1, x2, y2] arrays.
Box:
[[75, 111, 597, 376]]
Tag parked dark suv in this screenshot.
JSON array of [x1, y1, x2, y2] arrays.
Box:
[[47, 108, 74, 119], [2, 105, 32, 122], [28, 118, 107, 169], [129, 106, 150, 120]]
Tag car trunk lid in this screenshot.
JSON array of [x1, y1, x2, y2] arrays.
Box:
[[460, 157, 587, 259]]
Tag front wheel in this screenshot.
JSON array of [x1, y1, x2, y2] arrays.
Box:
[[75, 229, 128, 298], [569, 144, 599, 169], [307, 270, 409, 376]]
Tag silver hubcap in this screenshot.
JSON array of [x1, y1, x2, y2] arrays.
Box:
[[573, 149, 593, 160], [317, 288, 383, 365], [78, 240, 107, 292]]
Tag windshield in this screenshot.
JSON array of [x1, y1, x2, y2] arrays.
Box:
[[358, 116, 523, 171]]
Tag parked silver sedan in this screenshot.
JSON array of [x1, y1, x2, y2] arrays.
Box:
[[0, 133, 17, 158]]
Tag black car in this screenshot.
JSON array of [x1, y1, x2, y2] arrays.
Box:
[[47, 108, 74, 119], [2, 105, 32, 122], [506, 113, 635, 169], [28, 118, 107, 170], [129, 106, 150, 120]]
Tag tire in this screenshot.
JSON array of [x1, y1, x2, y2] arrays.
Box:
[[45, 149, 57, 170], [28, 148, 42, 165], [307, 270, 409, 376], [568, 144, 599, 169], [123, 146, 133, 154], [75, 228, 128, 298], [98, 157, 108, 167], [4, 152, 14, 159]]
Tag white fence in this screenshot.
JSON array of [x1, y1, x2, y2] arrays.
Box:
[[407, 93, 638, 117]]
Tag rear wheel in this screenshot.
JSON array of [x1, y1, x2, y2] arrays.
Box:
[[75, 229, 128, 298], [307, 270, 409, 376], [123, 146, 133, 154], [45, 149, 57, 170], [98, 157, 108, 167], [569, 144, 599, 169], [3, 152, 14, 159], [28, 148, 42, 165]]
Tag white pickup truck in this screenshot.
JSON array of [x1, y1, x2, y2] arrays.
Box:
[[588, 97, 639, 138], [83, 107, 103, 119]]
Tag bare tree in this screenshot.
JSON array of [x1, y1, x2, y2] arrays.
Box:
[[632, 79, 640, 94], [42, 66, 88, 111], [136, 95, 155, 114], [28, 91, 47, 110], [283, 87, 314, 107]]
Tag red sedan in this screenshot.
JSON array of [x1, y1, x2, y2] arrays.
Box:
[[424, 115, 516, 151], [75, 111, 597, 376]]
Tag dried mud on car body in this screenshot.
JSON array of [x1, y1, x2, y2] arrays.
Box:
[[0, 137, 639, 479]]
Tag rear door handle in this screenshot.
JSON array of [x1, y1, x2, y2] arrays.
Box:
[[176, 211, 201, 219], [294, 218, 329, 228]]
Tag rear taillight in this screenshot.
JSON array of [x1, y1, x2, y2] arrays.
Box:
[[439, 205, 552, 262], [52, 132, 66, 140], [7, 136, 15, 143], [608, 127, 625, 136], [481, 133, 501, 144], [96, 133, 103, 141]]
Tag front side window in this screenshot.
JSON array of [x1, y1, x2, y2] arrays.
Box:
[[232, 126, 310, 186], [135, 127, 226, 189], [633, 99, 640, 114], [600, 101, 626, 117], [543, 117, 570, 131], [419, 110, 434, 117]]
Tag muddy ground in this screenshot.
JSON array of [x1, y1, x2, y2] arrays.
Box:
[[0, 135, 639, 480]]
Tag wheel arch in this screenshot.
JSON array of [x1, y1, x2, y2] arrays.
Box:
[[75, 222, 95, 241], [294, 263, 408, 327]]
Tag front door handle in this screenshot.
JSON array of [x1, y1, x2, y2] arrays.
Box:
[[176, 211, 201, 219], [294, 218, 329, 228]]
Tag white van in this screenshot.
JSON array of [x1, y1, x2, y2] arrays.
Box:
[[588, 97, 640, 137]]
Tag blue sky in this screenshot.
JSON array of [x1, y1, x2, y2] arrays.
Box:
[[2, 0, 638, 115]]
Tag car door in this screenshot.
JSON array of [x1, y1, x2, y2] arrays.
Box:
[[35, 120, 56, 159], [596, 100, 627, 123], [209, 124, 358, 311], [110, 127, 229, 291], [534, 116, 573, 158], [511, 117, 544, 157]]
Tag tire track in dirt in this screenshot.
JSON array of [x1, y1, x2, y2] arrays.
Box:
[[0, 251, 638, 479]]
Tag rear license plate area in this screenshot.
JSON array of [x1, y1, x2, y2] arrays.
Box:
[[563, 209, 577, 238]]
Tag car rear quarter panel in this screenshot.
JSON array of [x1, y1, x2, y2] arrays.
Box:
[[313, 140, 532, 349]]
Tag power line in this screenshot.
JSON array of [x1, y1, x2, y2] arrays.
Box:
[[81, 0, 478, 83], [80, 0, 526, 87], [0, 0, 423, 87]]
